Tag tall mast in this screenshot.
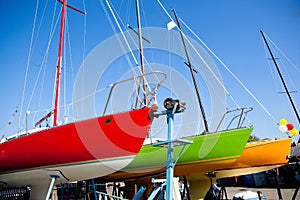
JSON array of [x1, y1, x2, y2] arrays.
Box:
[[53, 0, 86, 126], [135, 0, 147, 106], [260, 30, 300, 124], [173, 10, 209, 132], [53, 0, 67, 126]]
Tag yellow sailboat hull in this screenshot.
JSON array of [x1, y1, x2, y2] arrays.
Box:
[[186, 138, 292, 199]]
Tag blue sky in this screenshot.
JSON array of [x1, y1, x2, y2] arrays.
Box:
[[1, 0, 300, 141]]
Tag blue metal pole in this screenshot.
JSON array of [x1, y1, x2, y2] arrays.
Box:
[[166, 112, 174, 200], [132, 185, 146, 200], [45, 175, 59, 200], [152, 98, 188, 199], [91, 179, 98, 200]]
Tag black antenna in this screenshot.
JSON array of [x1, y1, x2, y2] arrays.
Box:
[[260, 30, 300, 124], [173, 9, 209, 132]]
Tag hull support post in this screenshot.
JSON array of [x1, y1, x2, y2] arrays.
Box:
[[45, 175, 59, 200], [152, 98, 191, 199]]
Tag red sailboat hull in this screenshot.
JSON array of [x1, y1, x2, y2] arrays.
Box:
[[0, 107, 154, 175]]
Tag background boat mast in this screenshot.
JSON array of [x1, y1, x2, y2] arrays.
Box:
[[260, 30, 300, 124], [173, 10, 209, 132]]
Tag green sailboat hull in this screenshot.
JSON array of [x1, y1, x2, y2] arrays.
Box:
[[104, 127, 253, 180]]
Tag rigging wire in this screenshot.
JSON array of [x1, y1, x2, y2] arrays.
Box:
[[111, 1, 162, 79], [178, 19, 275, 120], [261, 32, 300, 121], [61, 0, 86, 123], [105, 0, 156, 79], [32, 0, 50, 52], [66, 21, 73, 119], [178, 19, 240, 107], [156, 0, 273, 125], [261, 36, 289, 120], [125, 0, 132, 24], [265, 34, 300, 74], [102, 0, 145, 107], [108, 0, 140, 74], [19, 79, 111, 128], [138, 0, 158, 72], [29, 0, 58, 125], [156, 0, 239, 107], [103, 0, 160, 106], [80, 0, 87, 120], [263, 33, 299, 93], [167, 29, 173, 98], [67, 22, 75, 87], [27, 4, 62, 125], [262, 38, 279, 92], [103, 0, 148, 105], [19, 0, 40, 132], [103, 0, 140, 68]]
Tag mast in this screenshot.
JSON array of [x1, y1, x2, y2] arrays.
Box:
[[53, 0, 67, 126], [53, 0, 86, 126], [135, 0, 147, 106], [260, 30, 300, 124], [173, 10, 209, 132]]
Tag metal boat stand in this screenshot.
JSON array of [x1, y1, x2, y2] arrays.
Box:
[[44, 170, 68, 200], [151, 98, 192, 199], [214, 177, 228, 200], [91, 183, 145, 200], [71, 98, 191, 200], [45, 175, 59, 200], [204, 172, 217, 200]]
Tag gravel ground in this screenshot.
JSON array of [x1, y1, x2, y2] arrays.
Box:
[[224, 187, 299, 200]]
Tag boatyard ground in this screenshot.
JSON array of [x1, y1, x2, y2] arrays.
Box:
[[225, 186, 299, 199]]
